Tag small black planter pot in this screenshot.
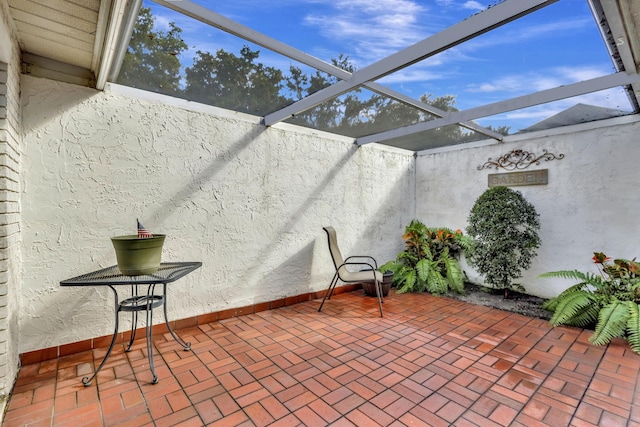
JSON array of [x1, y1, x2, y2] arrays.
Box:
[[363, 271, 394, 297]]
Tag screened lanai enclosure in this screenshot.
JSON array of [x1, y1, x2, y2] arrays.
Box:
[[10, 0, 640, 150], [1, 0, 640, 419]]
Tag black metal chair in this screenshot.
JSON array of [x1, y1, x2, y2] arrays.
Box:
[[318, 226, 384, 317]]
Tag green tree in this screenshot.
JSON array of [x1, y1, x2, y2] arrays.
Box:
[[285, 56, 475, 139], [118, 8, 513, 140], [368, 98, 421, 132], [117, 7, 187, 95], [287, 54, 363, 132], [184, 46, 286, 115], [466, 186, 541, 297], [488, 125, 511, 136], [285, 66, 309, 101]]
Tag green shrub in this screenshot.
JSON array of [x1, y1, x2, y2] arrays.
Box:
[[466, 186, 541, 297], [380, 220, 473, 295]]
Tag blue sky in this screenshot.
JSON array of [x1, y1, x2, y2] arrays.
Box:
[[147, 0, 631, 133]]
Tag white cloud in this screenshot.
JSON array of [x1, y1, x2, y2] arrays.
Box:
[[517, 18, 592, 40], [303, 0, 432, 62], [459, 64, 633, 130], [378, 68, 447, 84], [458, 17, 594, 55], [462, 1, 484, 11], [555, 66, 614, 82], [465, 65, 614, 95]]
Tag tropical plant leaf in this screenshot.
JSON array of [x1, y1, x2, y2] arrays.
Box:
[[416, 258, 432, 282], [542, 296, 558, 312], [426, 269, 448, 295], [443, 255, 465, 294], [388, 219, 472, 295], [563, 302, 600, 328], [378, 260, 399, 274], [539, 270, 606, 290], [398, 251, 417, 265], [420, 244, 433, 261], [455, 233, 474, 255], [589, 301, 629, 346], [626, 302, 640, 354], [396, 269, 416, 294], [549, 290, 598, 327], [543, 283, 587, 312], [415, 274, 429, 293]]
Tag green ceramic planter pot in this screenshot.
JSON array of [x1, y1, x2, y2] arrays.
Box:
[[111, 234, 166, 276]]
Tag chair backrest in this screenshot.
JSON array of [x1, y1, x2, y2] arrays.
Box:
[[323, 227, 345, 273]]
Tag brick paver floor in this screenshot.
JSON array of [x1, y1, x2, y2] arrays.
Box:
[[4, 290, 640, 426]]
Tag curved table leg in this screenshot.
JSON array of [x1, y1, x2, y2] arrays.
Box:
[[125, 284, 138, 352], [83, 285, 119, 387], [162, 283, 191, 351]]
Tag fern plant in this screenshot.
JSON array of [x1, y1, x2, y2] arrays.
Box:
[[379, 220, 472, 295], [541, 253, 640, 354]]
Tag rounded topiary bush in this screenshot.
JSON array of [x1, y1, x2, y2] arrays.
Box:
[[466, 186, 541, 297]]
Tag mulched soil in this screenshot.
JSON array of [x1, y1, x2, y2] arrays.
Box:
[[446, 283, 552, 320]]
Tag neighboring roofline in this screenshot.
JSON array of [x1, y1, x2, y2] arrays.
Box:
[[356, 72, 640, 145], [415, 112, 640, 156]]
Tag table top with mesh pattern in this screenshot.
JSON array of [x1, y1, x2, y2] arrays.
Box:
[[60, 262, 202, 286]]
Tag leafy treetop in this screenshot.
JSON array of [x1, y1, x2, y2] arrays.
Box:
[[117, 7, 511, 142]]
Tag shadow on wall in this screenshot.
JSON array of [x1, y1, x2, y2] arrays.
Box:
[[357, 166, 415, 261], [135, 122, 359, 307], [259, 241, 315, 298], [22, 77, 100, 132], [263, 196, 407, 306], [300, 155, 415, 298], [150, 126, 267, 225], [229, 145, 359, 300], [252, 147, 413, 300], [20, 119, 268, 352]]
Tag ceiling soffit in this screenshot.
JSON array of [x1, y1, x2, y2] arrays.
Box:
[[6, 0, 139, 89]]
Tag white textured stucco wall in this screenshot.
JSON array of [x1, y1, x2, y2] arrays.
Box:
[[19, 77, 415, 354], [17, 73, 640, 356], [0, 0, 22, 397], [416, 117, 640, 299]]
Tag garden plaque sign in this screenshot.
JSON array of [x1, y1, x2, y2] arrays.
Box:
[[488, 169, 548, 187], [478, 148, 561, 188]]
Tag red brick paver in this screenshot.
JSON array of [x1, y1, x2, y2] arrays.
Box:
[[4, 291, 640, 426]]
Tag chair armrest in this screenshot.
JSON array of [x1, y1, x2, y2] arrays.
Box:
[[338, 261, 378, 275], [344, 255, 378, 270]]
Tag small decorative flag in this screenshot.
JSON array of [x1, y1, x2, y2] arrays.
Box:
[[137, 219, 153, 238]]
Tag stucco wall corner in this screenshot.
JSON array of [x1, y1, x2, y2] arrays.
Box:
[[0, 0, 23, 400]]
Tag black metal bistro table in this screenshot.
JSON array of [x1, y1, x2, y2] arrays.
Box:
[[60, 262, 202, 386]]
